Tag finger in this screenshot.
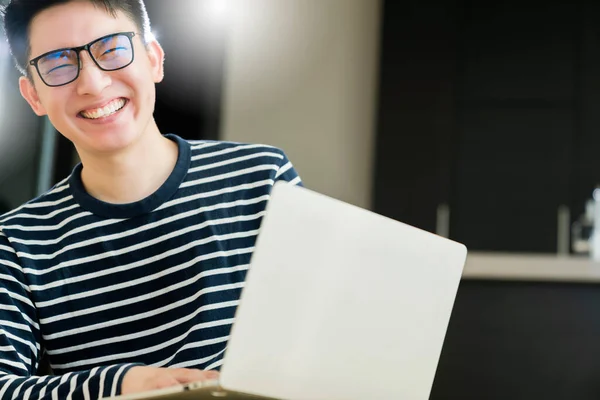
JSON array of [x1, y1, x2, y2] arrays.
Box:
[[154, 373, 181, 389], [169, 368, 219, 384]]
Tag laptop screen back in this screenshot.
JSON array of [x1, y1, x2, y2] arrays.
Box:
[[220, 183, 467, 400]]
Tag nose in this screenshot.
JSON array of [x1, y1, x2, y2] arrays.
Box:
[[75, 51, 111, 96]]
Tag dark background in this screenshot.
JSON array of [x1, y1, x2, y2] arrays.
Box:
[[431, 279, 600, 400], [373, 0, 600, 254], [372, 2, 600, 398]]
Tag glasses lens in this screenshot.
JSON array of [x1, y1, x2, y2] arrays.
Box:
[[90, 34, 134, 71], [37, 50, 79, 86]]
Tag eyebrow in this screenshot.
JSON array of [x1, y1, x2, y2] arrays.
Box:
[[32, 32, 114, 61]]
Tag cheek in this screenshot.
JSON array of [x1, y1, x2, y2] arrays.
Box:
[[38, 87, 69, 112], [45, 101, 66, 119], [146, 84, 156, 102], [40, 97, 71, 130], [129, 71, 156, 103]]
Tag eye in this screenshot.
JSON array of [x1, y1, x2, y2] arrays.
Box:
[[46, 64, 75, 74], [39, 50, 77, 74], [102, 46, 128, 56]]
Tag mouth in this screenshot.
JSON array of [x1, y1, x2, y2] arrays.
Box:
[[78, 98, 129, 120]]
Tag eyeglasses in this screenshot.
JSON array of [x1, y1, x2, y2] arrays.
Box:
[[28, 32, 137, 87]]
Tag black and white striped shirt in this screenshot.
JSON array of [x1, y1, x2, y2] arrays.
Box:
[[0, 134, 301, 399]]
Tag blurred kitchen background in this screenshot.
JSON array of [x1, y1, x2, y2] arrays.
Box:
[[4, 0, 600, 399], [4, 0, 600, 256]]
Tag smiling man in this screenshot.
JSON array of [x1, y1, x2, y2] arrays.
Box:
[[0, 0, 301, 399]]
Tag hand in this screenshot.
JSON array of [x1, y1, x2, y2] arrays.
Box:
[[121, 366, 219, 395]]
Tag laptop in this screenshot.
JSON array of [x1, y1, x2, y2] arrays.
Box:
[[109, 182, 467, 400]]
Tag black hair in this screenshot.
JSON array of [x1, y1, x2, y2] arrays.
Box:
[[0, 0, 152, 75]]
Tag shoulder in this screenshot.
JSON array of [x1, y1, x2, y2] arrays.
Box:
[[179, 139, 300, 189], [185, 139, 290, 170], [0, 176, 74, 229], [187, 139, 286, 158]]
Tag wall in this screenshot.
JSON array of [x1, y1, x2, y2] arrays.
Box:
[[220, 0, 381, 209], [0, 31, 43, 211]]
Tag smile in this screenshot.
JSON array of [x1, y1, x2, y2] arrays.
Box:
[[79, 98, 128, 120]]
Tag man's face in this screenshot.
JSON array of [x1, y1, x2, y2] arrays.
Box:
[[19, 0, 164, 157]]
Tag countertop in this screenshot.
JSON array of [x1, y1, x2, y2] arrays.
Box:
[[462, 252, 600, 283]]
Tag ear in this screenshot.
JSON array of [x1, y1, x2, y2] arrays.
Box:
[[146, 40, 165, 84], [19, 76, 47, 116]]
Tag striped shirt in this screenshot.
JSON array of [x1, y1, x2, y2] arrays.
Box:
[[0, 134, 301, 399]]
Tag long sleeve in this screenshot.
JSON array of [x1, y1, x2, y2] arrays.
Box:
[[0, 230, 139, 400], [274, 150, 302, 187]]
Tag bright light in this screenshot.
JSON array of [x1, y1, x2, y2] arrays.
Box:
[[204, 0, 233, 26]]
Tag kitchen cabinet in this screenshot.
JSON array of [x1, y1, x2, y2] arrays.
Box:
[[373, 0, 600, 253]]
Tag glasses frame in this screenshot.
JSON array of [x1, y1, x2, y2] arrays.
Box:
[[28, 31, 137, 87]]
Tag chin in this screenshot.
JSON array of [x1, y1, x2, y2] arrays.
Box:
[[78, 129, 142, 155]]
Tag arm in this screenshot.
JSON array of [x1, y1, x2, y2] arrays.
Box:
[[0, 230, 139, 400], [274, 150, 303, 186]]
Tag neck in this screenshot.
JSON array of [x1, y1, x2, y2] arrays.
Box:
[[77, 126, 179, 204]]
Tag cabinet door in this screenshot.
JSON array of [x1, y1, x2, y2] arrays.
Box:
[[571, 1, 600, 235], [451, 107, 573, 252], [372, 0, 458, 234], [449, 1, 577, 252]]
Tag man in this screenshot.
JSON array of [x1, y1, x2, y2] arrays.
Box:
[[0, 0, 301, 398]]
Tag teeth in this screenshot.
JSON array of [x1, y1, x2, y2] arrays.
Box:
[[81, 98, 126, 119]]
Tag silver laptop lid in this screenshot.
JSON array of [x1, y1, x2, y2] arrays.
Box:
[[220, 182, 467, 400]]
